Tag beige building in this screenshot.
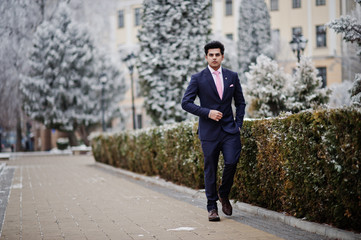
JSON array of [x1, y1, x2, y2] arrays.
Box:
[[267, 0, 345, 87], [113, 0, 354, 130]]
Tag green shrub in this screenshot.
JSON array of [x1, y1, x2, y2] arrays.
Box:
[[91, 108, 361, 232]]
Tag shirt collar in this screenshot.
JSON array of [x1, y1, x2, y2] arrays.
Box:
[[208, 65, 222, 75]]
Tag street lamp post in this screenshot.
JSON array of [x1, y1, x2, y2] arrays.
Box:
[[289, 33, 308, 62], [123, 53, 137, 130], [99, 73, 107, 132]]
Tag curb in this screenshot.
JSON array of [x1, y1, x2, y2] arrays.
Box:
[[234, 202, 360, 240], [95, 162, 361, 240], [4, 151, 72, 160], [0, 163, 6, 174]]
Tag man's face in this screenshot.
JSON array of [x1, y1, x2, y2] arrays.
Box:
[[205, 48, 224, 71]]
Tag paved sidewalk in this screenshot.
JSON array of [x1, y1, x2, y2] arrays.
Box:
[[0, 155, 331, 240]]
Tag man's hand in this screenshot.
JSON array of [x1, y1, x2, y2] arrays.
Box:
[[208, 110, 223, 121]]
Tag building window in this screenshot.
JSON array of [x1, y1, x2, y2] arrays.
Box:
[[317, 67, 327, 87], [316, 25, 327, 47], [293, 0, 301, 8], [225, 0, 232, 16], [226, 33, 233, 40], [270, 0, 279, 11], [292, 27, 302, 36], [134, 8, 141, 26], [118, 10, 124, 28], [136, 114, 143, 129], [316, 0, 326, 6]]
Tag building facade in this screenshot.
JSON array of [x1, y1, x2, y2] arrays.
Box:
[[113, 0, 353, 130], [268, 0, 342, 87]]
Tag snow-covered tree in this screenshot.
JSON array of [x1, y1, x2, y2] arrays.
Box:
[[238, 0, 273, 81], [328, 0, 361, 107], [329, 81, 353, 108], [350, 74, 361, 107], [245, 55, 291, 118], [287, 57, 331, 113], [20, 2, 126, 145], [0, 0, 60, 150], [76, 52, 127, 144], [137, 0, 211, 125]]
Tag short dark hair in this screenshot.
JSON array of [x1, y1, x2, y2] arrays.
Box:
[[204, 41, 225, 55]]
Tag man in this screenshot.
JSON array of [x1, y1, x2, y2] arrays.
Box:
[[181, 41, 246, 221]]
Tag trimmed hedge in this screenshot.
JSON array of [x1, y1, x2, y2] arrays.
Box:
[[91, 108, 361, 232], [92, 122, 205, 188]]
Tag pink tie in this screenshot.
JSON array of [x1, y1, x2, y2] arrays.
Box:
[[213, 71, 223, 99]]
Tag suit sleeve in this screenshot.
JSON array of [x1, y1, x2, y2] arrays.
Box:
[[234, 74, 246, 129], [181, 75, 210, 118]]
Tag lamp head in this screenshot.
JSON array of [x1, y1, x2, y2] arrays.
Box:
[[299, 36, 308, 51], [123, 53, 136, 74], [289, 34, 308, 52]]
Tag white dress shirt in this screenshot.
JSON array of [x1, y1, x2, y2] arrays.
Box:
[[208, 65, 224, 94]]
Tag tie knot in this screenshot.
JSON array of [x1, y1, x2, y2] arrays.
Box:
[[213, 71, 220, 76]]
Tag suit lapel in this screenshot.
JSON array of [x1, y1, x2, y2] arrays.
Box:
[[222, 68, 230, 99], [205, 68, 220, 99]]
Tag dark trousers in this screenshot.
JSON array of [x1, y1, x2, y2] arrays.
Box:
[[201, 130, 242, 211]]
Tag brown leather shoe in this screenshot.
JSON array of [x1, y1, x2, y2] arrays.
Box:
[[218, 194, 232, 216], [208, 209, 220, 221]]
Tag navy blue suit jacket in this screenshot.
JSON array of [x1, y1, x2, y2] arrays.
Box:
[[182, 67, 246, 141]]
